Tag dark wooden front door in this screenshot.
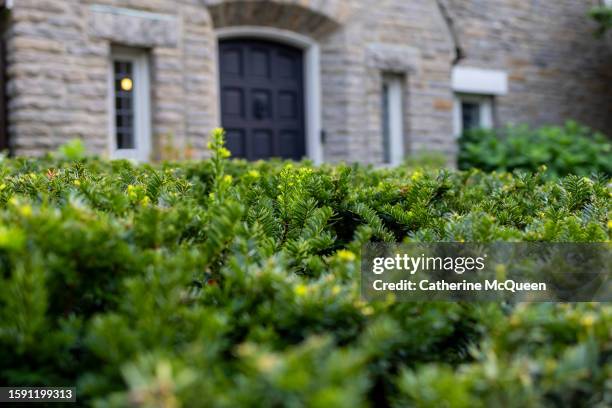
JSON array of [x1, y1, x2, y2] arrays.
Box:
[[219, 39, 306, 160]]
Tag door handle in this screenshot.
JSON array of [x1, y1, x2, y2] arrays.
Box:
[[253, 97, 267, 119]]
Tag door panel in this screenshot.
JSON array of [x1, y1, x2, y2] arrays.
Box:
[[225, 129, 246, 158], [278, 91, 298, 120], [221, 88, 245, 118], [252, 129, 274, 159], [250, 48, 271, 78], [221, 48, 243, 76], [251, 89, 272, 120], [279, 130, 304, 159], [219, 39, 305, 161]]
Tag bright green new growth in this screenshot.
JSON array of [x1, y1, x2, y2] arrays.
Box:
[[56, 138, 87, 161], [0, 130, 610, 407]]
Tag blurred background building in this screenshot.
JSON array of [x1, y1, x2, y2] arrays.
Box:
[[0, 0, 610, 163]]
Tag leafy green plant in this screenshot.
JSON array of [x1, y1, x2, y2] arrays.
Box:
[[56, 138, 87, 161], [402, 152, 448, 170], [0, 130, 610, 406], [590, 5, 612, 36], [459, 121, 611, 177]]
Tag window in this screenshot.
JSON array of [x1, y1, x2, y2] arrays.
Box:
[[453, 94, 493, 137], [381, 74, 404, 165], [109, 48, 151, 161], [114, 60, 135, 149], [451, 66, 507, 138]]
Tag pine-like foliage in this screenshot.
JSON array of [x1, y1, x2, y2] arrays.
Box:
[[0, 130, 610, 407]]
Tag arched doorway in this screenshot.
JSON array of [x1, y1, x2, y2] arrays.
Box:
[[219, 38, 306, 160]]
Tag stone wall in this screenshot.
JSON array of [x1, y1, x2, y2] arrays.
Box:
[[202, 0, 458, 163], [448, 0, 612, 135], [4, 0, 460, 162], [6, 0, 218, 158], [347, 0, 456, 163], [7, 0, 107, 156], [4, 0, 611, 162]]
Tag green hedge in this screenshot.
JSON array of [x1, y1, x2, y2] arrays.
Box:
[[458, 121, 612, 177], [0, 130, 610, 407]]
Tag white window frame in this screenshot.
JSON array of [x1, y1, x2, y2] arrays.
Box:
[[108, 48, 151, 161], [453, 94, 493, 138], [381, 74, 404, 166], [451, 66, 507, 138]]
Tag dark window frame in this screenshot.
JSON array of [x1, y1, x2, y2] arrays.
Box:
[[113, 59, 135, 150]]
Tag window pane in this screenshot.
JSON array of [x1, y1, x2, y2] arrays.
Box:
[[461, 101, 481, 132], [114, 60, 135, 149]]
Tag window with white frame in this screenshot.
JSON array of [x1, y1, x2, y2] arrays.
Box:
[[451, 67, 508, 138], [109, 48, 151, 161], [381, 74, 404, 165], [453, 94, 493, 137]]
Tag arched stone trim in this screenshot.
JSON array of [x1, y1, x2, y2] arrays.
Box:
[[204, 0, 346, 39], [216, 26, 323, 164]]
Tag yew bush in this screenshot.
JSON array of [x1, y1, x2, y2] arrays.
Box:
[[0, 130, 610, 407]]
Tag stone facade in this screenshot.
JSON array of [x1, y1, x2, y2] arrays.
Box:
[[447, 0, 612, 137], [2, 0, 611, 162]]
